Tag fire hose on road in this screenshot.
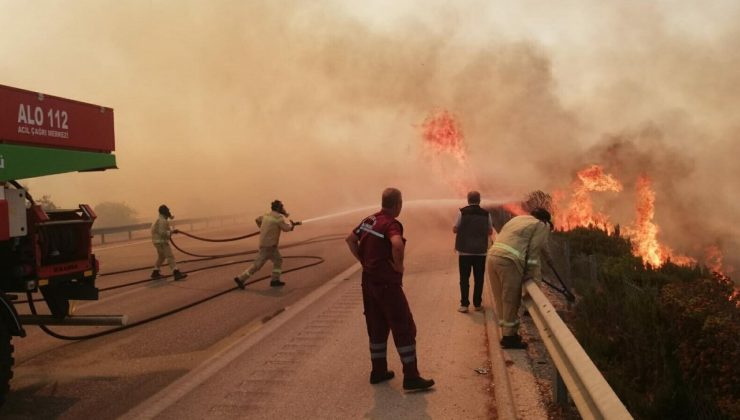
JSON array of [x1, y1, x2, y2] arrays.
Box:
[[24, 229, 342, 341]]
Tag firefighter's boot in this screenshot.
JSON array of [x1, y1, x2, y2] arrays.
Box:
[[500, 334, 528, 349], [403, 376, 435, 391], [370, 343, 392, 384], [151, 270, 163, 279], [234, 277, 245, 289], [173, 270, 188, 281], [270, 279, 286, 287], [370, 370, 395, 384]]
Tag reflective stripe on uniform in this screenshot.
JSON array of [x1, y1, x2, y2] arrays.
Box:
[[401, 355, 416, 363], [370, 341, 387, 359], [493, 242, 521, 258], [498, 319, 520, 328], [272, 268, 281, 274], [492, 242, 539, 266], [369, 342, 387, 350], [397, 344, 415, 353], [358, 224, 385, 238]]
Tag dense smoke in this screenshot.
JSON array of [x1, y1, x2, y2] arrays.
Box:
[[1, 0, 737, 270]]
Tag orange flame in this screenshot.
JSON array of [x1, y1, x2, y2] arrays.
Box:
[[557, 165, 623, 230], [421, 109, 467, 163], [622, 175, 696, 267], [557, 167, 699, 268], [420, 109, 478, 195], [503, 202, 526, 216], [629, 175, 664, 266]]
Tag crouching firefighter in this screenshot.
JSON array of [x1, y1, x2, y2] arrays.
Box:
[[345, 188, 435, 391], [151, 204, 187, 281], [486, 207, 554, 349], [234, 200, 301, 289]]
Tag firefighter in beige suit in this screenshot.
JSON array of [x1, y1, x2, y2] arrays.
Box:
[[486, 208, 553, 349], [234, 200, 300, 288], [151, 205, 187, 281]]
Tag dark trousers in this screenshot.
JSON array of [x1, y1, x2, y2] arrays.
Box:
[[361, 278, 419, 379], [459, 255, 486, 307]]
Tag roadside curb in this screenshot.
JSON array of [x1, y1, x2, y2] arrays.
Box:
[[119, 262, 361, 420], [483, 278, 518, 420]]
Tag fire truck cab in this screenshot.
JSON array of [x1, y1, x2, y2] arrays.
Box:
[[0, 84, 120, 406]]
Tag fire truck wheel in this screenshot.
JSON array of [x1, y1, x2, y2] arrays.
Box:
[[0, 322, 13, 408]]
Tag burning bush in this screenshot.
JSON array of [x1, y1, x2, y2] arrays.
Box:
[[558, 227, 738, 419]]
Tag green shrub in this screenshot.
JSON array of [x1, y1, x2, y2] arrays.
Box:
[[559, 227, 738, 419], [94, 201, 138, 227]]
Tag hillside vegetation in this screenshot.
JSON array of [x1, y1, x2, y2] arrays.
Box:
[[556, 227, 739, 419]]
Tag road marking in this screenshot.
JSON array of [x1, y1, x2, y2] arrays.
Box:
[[119, 262, 361, 420]]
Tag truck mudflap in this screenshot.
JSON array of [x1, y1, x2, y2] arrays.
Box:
[[0, 295, 26, 337]]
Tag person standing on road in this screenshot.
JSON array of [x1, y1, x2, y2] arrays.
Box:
[[453, 191, 493, 313], [234, 200, 301, 289], [151, 204, 187, 281], [486, 207, 554, 349], [345, 187, 435, 391]]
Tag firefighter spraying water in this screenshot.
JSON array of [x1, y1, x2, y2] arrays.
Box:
[[234, 200, 302, 289]]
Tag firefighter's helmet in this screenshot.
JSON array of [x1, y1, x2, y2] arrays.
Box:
[[158, 204, 173, 219], [530, 207, 553, 230], [271, 200, 287, 216]]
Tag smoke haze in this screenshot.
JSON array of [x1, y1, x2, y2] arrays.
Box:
[[1, 0, 738, 270]]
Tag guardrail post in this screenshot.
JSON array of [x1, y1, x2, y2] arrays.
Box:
[[101, 233, 106, 244], [554, 369, 569, 406], [128, 231, 132, 240]]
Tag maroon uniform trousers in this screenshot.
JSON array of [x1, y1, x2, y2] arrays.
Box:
[[362, 274, 419, 379]]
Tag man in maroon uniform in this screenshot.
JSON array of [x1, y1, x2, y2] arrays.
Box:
[[345, 188, 435, 391]]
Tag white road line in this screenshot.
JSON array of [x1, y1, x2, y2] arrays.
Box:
[[119, 262, 361, 420]]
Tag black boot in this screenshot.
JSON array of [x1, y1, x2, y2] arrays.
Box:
[[369, 370, 395, 384], [500, 334, 528, 349], [173, 270, 188, 281], [234, 277, 245, 289], [270, 279, 286, 287], [150, 270, 163, 279], [403, 376, 435, 391]]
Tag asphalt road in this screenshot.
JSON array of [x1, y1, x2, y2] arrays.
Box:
[[3, 215, 360, 419], [2, 203, 466, 419]]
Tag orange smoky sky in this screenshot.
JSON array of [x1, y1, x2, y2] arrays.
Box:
[[1, 0, 738, 270]]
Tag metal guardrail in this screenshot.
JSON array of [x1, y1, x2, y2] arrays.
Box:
[[522, 280, 633, 419], [91, 214, 247, 243]]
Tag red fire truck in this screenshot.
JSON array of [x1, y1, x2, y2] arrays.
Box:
[[0, 84, 123, 405]]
